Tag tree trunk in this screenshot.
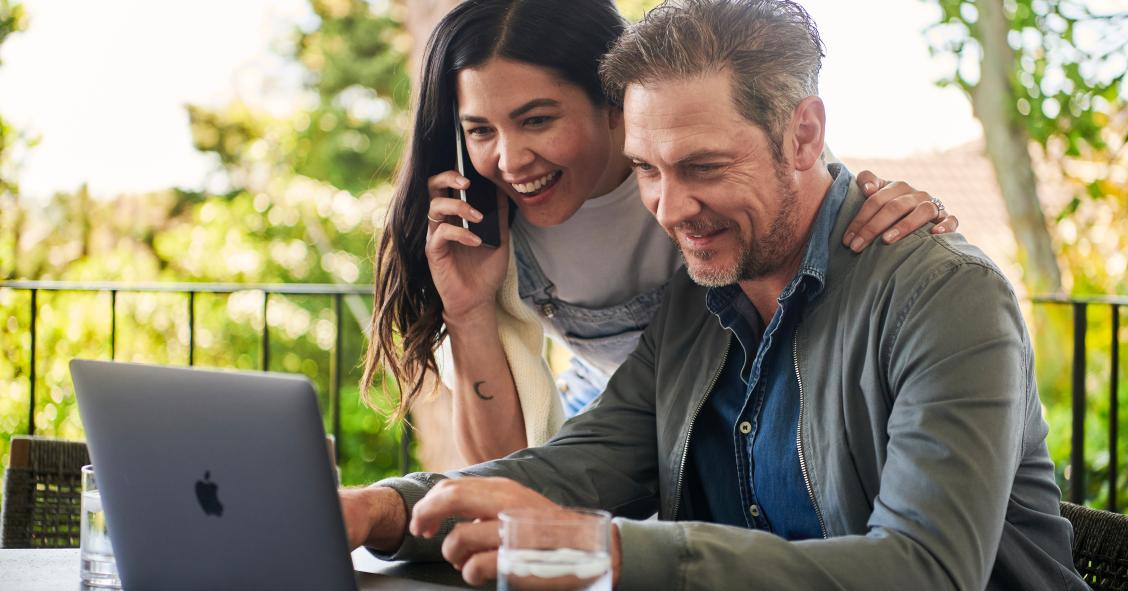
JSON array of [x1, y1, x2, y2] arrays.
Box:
[[971, 0, 1063, 295], [400, 0, 466, 473], [403, 0, 462, 81]]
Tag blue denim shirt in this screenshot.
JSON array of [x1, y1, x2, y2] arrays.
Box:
[[687, 165, 850, 539]]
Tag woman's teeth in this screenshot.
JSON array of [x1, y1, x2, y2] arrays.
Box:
[[512, 171, 561, 195]]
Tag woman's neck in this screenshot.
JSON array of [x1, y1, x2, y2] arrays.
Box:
[[591, 154, 634, 198]]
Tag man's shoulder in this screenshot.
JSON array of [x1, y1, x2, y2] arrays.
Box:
[[847, 228, 1014, 295]]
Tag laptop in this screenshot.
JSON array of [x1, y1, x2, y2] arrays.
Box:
[[71, 359, 358, 591]]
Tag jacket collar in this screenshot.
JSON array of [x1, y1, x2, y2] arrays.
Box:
[[705, 163, 853, 321]]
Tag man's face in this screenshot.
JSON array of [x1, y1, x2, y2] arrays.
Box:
[[623, 72, 801, 287]]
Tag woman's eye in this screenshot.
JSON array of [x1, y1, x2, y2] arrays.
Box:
[[467, 127, 492, 137], [524, 116, 553, 127]]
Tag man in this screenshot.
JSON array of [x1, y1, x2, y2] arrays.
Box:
[[341, 1, 1085, 588]]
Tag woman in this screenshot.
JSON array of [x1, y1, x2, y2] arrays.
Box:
[[362, 0, 958, 464]]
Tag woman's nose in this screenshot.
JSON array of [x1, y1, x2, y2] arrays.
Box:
[[497, 135, 535, 174]]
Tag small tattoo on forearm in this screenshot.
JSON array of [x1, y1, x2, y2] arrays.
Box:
[[473, 381, 494, 401]]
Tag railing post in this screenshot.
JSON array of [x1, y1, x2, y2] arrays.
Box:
[[331, 293, 342, 463], [110, 290, 117, 360], [28, 289, 37, 436], [1071, 302, 1087, 505], [188, 291, 195, 367], [1110, 304, 1120, 513], [261, 291, 270, 371]]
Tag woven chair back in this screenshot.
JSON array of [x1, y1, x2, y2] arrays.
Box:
[[1, 436, 91, 548], [1061, 501, 1128, 590]]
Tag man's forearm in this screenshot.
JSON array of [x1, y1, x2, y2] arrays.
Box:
[[363, 486, 408, 552]]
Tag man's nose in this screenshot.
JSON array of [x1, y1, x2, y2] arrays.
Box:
[[655, 176, 700, 227]]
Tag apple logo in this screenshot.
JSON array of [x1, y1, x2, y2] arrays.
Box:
[[195, 471, 224, 517]]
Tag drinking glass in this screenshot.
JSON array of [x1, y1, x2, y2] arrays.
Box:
[[498, 507, 611, 591], [80, 465, 122, 589]]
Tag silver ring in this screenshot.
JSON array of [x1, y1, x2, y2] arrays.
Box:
[[427, 215, 443, 224], [929, 196, 946, 221]]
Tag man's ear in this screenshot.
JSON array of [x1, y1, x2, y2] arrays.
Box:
[[790, 96, 825, 172]]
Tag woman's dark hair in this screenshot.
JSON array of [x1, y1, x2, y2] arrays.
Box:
[[362, 0, 627, 421]]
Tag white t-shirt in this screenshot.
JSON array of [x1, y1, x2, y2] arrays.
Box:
[[515, 171, 682, 308]]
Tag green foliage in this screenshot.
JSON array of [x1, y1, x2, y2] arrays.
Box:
[[0, 0, 411, 490], [929, 2, 1123, 132], [615, 0, 661, 21], [0, 0, 30, 278], [188, 0, 411, 195], [0, 0, 26, 55]]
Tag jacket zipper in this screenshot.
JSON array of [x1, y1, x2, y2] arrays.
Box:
[[794, 326, 828, 538], [671, 335, 731, 519]]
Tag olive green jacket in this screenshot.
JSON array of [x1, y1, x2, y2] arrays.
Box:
[[373, 171, 1084, 590]]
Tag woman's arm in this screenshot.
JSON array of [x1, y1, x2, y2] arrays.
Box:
[[445, 307, 527, 463], [424, 172, 528, 463]]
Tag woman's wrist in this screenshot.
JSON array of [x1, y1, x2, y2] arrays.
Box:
[[443, 304, 499, 336]]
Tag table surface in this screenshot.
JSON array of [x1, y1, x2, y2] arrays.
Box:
[[0, 548, 495, 590]]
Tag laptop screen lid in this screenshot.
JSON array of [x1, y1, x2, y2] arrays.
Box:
[[71, 359, 358, 591]]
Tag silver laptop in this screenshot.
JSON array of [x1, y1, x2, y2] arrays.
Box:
[[70, 359, 358, 591]]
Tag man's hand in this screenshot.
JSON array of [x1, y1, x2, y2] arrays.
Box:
[[338, 486, 407, 551], [411, 477, 622, 588]]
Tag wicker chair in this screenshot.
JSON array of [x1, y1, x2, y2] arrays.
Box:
[[1, 436, 90, 548], [1061, 501, 1128, 590]]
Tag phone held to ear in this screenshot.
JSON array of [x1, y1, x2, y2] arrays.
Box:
[[454, 104, 501, 248]]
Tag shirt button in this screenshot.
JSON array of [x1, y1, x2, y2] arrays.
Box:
[[749, 504, 761, 517], [540, 303, 556, 318], [555, 379, 570, 394], [738, 421, 752, 435]]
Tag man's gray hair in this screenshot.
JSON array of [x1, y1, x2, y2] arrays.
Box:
[[600, 0, 825, 162]]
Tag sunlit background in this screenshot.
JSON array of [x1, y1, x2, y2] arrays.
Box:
[[0, 0, 992, 199]]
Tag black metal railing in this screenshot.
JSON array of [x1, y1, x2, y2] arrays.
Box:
[[0, 280, 414, 475], [2, 282, 1124, 507], [1032, 295, 1125, 512]]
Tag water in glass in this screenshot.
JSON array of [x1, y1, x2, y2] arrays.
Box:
[[80, 466, 121, 589], [499, 547, 611, 591]]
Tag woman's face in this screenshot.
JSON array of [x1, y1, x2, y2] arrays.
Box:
[[455, 58, 625, 227]]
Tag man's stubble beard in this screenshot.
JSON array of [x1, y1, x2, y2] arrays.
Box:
[[676, 166, 801, 288]]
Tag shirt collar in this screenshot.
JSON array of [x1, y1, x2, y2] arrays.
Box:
[[706, 162, 852, 320]]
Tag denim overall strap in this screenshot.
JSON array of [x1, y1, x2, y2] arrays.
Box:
[[511, 222, 561, 319], [510, 222, 668, 416]]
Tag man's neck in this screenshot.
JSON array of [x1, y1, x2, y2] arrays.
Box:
[[737, 165, 834, 323]]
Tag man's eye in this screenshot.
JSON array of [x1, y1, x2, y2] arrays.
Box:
[[631, 161, 654, 172], [690, 163, 721, 173]]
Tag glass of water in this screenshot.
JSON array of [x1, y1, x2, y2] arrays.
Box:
[[80, 465, 122, 589], [498, 507, 611, 591]]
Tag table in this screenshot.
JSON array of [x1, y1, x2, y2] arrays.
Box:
[[0, 548, 495, 590]]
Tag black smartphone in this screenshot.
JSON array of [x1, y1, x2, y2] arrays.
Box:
[[453, 104, 501, 248]]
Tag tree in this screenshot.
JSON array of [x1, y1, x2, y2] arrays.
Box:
[[927, 0, 1127, 296]]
